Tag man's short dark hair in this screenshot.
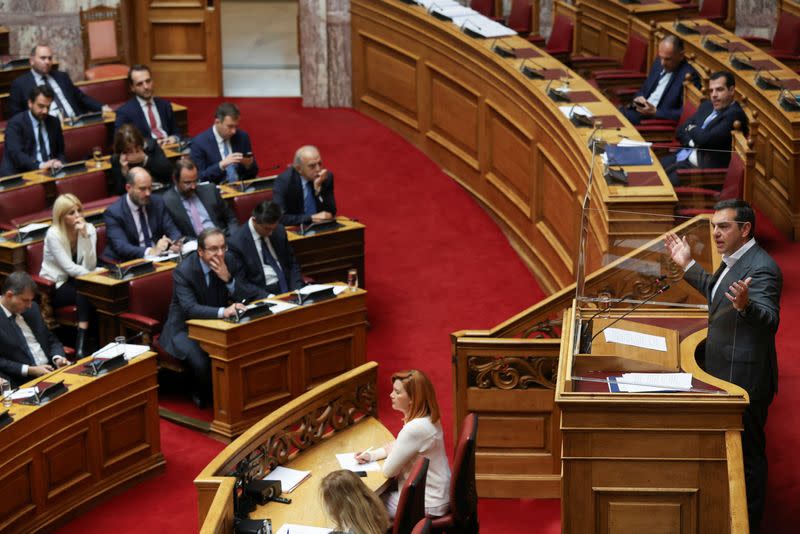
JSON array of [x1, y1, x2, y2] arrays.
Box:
[[29, 84, 54, 103], [173, 157, 197, 181], [710, 71, 735, 89], [127, 64, 152, 85], [714, 199, 756, 238], [252, 200, 282, 225], [215, 102, 240, 121], [662, 35, 684, 53], [2, 271, 38, 295], [198, 227, 225, 250], [30, 44, 48, 56]]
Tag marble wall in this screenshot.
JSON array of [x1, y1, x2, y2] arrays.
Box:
[[298, 0, 352, 108], [0, 0, 117, 80]]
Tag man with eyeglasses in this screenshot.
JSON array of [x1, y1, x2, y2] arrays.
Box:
[[160, 227, 255, 407], [272, 145, 337, 226]]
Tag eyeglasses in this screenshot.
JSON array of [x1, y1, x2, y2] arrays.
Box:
[[202, 246, 228, 253]]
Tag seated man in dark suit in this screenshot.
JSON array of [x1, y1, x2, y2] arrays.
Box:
[[114, 64, 179, 145], [228, 200, 304, 299], [8, 44, 110, 119], [0, 85, 66, 176], [103, 167, 182, 262], [0, 272, 70, 387], [659, 71, 748, 186], [160, 228, 254, 407], [621, 36, 700, 125], [272, 145, 336, 226], [163, 158, 238, 239], [190, 102, 258, 184]]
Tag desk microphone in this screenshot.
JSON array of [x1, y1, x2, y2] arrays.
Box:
[[587, 284, 671, 347], [520, 59, 546, 79], [460, 18, 482, 35]]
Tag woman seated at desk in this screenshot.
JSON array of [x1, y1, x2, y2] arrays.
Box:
[[39, 193, 97, 357], [321, 469, 390, 534], [110, 123, 172, 195], [356, 369, 451, 518]]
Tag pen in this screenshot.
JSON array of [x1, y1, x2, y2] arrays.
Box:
[[358, 446, 374, 460]]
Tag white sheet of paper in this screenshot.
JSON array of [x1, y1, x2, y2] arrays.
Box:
[[265, 299, 299, 314], [615, 372, 693, 392], [559, 105, 592, 120], [274, 525, 333, 534], [618, 138, 653, 147], [18, 222, 50, 233], [181, 240, 198, 255], [10, 387, 37, 400], [335, 452, 381, 472], [298, 284, 346, 296], [93, 342, 151, 361], [263, 466, 311, 493], [144, 252, 180, 262], [603, 328, 667, 352]]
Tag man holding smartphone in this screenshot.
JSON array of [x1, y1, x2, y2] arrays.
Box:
[[190, 102, 259, 184], [621, 36, 700, 125]]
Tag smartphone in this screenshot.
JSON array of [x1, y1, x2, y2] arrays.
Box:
[[243, 151, 254, 158]]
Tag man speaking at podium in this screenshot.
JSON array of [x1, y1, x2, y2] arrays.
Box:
[[665, 199, 781, 533]]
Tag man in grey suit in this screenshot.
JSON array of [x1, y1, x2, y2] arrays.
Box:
[[665, 199, 781, 533], [162, 158, 238, 239]]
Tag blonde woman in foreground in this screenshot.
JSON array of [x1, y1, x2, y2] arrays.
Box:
[[320, 469, 390, 534]]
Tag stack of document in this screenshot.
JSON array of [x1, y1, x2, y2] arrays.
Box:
[[298, 284, 347, 296], [416, 0, 517, 38], [610, 372, 694, 393], [335, 452, 381, 472], [92, 343, 151, 361], [263, 466, 311, 493], [559, 105, 592, 120], [603, 328, 667, 352]]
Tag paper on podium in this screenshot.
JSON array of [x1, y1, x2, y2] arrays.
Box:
[[93, 342, 150, 361], [611, 372, 693, 392], [603, 327, 667, 352], [335, 452, 381, 472], [263, 466, 311, 493], [264, 299, 299, 314], [18, 222, 50, 233], [559, 105, 592, 119], [10, 387, 37, 400], [144, 251, 180, 262], [275, 525, 333, 534], [299, 284, 347, 296]]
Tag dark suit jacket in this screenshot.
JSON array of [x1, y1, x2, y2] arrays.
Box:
[[190, 126, 258, 184], [114, 97, 178, 140], [684, 243, 782, 401], [102, 194, 181, 262], [9, 70, 102, 118], [109, 138, 173, 195], [159, 252, 255, 358], [227, 221, 303, 298], [0, 111, 66, 176], [634, 58, 700, 122], [676, 100, 748, 169], [162, 183, 238, 239], [272, 166, 337, 226], [0, 302, 65, 387]]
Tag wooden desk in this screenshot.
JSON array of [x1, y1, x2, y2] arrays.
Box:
[[351, 0, 676, 293], [657, 19, 800, 239], [287, 218, 367, 288], [188, 286, 368, 441], [196, 362, 387, 532], [0, 351, 164, 532]]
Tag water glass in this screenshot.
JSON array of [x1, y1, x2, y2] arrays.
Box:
[[1, 380, 12, 408], [347, 268, 359, 292], [115, 336, 126, 358], [92, 146, 103, 168]]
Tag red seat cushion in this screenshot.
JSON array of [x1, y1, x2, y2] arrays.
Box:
[[0, 184, 48, 230], [232, 190, 273, 224]]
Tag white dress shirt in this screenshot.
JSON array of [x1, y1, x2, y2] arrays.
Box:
[[248, 219, 280, 288], [0, 301, 63, 376], [212, 125, 233, 163], [646, 70, 673, 108]]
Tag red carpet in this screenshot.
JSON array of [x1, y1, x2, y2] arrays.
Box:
[[55, 97, 798, 533]]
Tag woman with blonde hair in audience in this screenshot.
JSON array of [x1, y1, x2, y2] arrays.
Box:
[[320, 469, 390, 534], [356, 369, 451, 518], [40, 193, 97, 356], [110, 123, 173, 194]]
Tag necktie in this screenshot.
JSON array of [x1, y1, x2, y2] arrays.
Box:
[[138, 207, 153, 247], [146, 102, 164, 139], [187, 196, 205, 235], [10, 314, 35, 364], [676, 110, 718, 162], [303, 179, 317, 216], [37, 121, 49, 162], [43, 76, 69, 117], [222, 142, 238, 183], [261, 238, 288, 293]]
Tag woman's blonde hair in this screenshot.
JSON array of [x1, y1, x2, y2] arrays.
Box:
[[51, 193, 83, 252], [320, 470, 389, 534], [391, 369, 441, 424]]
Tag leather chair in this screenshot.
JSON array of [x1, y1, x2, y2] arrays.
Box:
[[76, 76, 130, 110], [430, 413, 478, 534], [231, 189, 273, 225], [744, 11, 800, 70], [25, 239, 78, 329], [393, 456, 430, 534], [504, 0, 533, 36], [573, 34, 649, 96], [528, 14, 573, 64], [470, 0, 497, 18], [80, 4, 128, 80], [63, 123, 109, 162], [0, 183, 48, 230], [411, 518, 432, 534], [55, 170, 119, 210]]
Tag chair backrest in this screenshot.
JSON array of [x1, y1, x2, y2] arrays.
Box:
[[547, 14, 574, 53], [80, 4, 124, 67], [95, 225, 107, 259], [470, 0, 495, 17], [699, 0, 727, 20], [393, 456, 430, 534], [507, 0, 532, 35], [25, 239, 45, 276], [449, 413, 479, 532], [76, 77, 130, 109], [622, 33, 649, 74], [55, 170, 110, 203], [0, 184, 48, 230], [63, 123, 110, 163], [231, 190, 273, 224], [720, 151, 745, 200], [772, 12, 800, 54], [126, 268, 174, 324], [410, 518, 432, 534]]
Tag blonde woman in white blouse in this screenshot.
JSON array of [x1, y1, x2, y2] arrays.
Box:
[[40, 194, 97, 356], [356, 369, 452, 518]]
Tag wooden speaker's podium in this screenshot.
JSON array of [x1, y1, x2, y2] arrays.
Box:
[[556, 299, 750, 533]]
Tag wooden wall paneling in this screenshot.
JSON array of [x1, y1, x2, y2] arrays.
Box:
[[426, 65, 481, 171]]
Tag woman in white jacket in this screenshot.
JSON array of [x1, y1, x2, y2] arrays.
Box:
[[40, 194, 97, 356], [356, 369, 452, 518]]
